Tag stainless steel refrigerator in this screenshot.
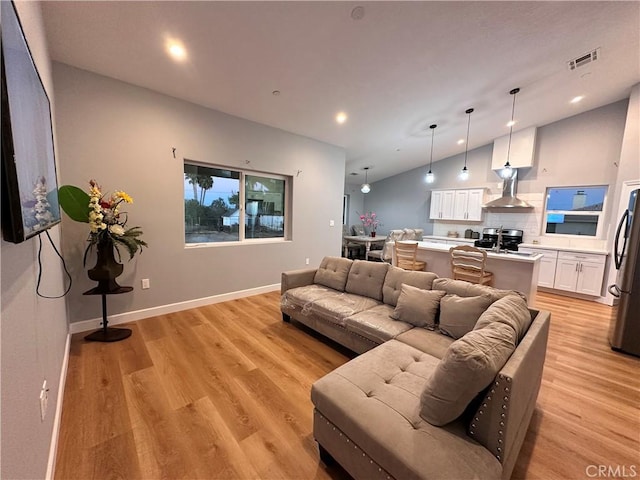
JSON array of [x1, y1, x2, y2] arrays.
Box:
[[608, 188, 640, 357]]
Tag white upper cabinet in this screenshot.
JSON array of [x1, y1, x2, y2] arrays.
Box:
[[431, 189, 484, 221], [491, 126, 537, 170], [429, 190, 456, 220]]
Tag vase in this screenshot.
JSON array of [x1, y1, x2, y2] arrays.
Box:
[[371, 231, 376, 237], [87, 239, 124, 292]]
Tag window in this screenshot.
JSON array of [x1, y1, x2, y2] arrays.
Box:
[[184, 162, 289, 244], [543, 186, 607, 237]]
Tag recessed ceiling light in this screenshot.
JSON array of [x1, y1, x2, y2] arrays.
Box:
[[457, 139, 465, 145], [506, 120, 516, 127], [571, 95, 584, 104], [335, 112, 348, 124], [166, 40, 187, 61]]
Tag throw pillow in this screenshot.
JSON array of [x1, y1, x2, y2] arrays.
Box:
[[419, 321, 517, 426], [390, 285, 445, 329], [474, 294, 532, 342], [439, 294, 494, 339]]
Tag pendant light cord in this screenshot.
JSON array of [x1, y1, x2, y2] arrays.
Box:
[[506, 88, 520, 166], [429, 124, 436, 170], [464, 108, 474, 168]]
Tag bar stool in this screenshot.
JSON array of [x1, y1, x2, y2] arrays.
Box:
[[449, 245, 493, 285], [394, 241, 427, 271]]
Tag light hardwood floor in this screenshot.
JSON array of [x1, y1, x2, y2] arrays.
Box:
[[54, 291, 639, 480]]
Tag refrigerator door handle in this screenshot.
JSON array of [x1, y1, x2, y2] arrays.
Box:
[[614, 209, 629, 270], [608, 284, 621, 298]]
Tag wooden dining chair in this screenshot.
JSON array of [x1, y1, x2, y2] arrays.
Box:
[[394, 241, 427, 271], [449, 245, 494, 286]]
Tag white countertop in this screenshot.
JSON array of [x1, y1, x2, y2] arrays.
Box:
[[422, 235, 477, 243], [417, 241, 542, 263], [519, 243, 609, 255]]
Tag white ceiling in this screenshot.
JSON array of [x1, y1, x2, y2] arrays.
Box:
[[41, 1, 640, 184]]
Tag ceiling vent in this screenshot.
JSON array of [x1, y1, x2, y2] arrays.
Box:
[[567, 48, 600, 71]]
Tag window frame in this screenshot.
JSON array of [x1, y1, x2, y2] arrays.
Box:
[[541, 185, 608, 239], [183, 160, 291, 247]]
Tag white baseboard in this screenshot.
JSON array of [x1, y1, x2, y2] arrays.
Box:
[[69, 283, 281, 334], [46, 332, 71, 480]]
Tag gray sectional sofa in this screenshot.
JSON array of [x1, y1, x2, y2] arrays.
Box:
[[281, 256, 550, 480]]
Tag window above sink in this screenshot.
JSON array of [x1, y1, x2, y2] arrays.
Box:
[[543, 186, 608, 238]]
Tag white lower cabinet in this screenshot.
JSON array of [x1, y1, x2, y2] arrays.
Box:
[[553, 251, 606, 296], [519, 248, 558, 288]]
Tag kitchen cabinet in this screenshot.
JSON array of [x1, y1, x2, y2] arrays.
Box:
[[519, 247, 558, 288], [453, 189, 485, 221], [553, 251, 606, 296], [429, 190, 455, 220], [430, 189, 484, 221]]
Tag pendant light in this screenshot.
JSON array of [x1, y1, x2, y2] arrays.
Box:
[[501, 88, 520, 179], [425, 124, 437, 183], [360, 167, 371, 194], [460, 108, 473, 181]]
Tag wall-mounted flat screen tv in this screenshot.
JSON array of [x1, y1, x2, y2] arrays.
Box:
[[1, 0, 61, 244]]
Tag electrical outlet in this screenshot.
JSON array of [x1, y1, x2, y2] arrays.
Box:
[[305, 258, 310, 265], [141, 278, 150, 289], [39, 380, 48, 422]]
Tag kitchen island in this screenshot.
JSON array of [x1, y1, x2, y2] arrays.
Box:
[[393, 241, 542, 304]]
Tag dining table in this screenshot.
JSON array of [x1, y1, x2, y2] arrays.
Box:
[[343, 235, 386, 260]]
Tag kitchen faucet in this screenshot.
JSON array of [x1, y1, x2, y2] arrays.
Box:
[[494, 226, 504, 253]]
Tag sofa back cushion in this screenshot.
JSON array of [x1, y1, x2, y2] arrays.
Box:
[[474, 294, 533, 342], [432, 278, 526, 303], [382, 266, 438, 306], [314, 257, 353, 292], [438, 294, 494, 339], [419, 321, 517, 426], [344, 260, 390, 301]]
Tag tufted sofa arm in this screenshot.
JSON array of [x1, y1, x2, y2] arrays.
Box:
[[281, 268, 317, 294], [469, 308, 550, 480]]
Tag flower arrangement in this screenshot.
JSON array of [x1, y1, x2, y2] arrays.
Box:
[[58, 180, 147, 263], [359, 211, 379, 233]]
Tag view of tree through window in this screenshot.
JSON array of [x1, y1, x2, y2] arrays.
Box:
[[544, 186, 607, 237], [184, 163, 287, 244]]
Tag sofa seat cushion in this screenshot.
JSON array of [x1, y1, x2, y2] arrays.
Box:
[[282, 284, 342, 311], [382, 266, 439, 307], [345, 260, 390, 301], [344, 304, 413, 344], [311, 293, 381, 327], [395, 328, 455, 360], [311, 340, 502, 480], [314, 256, 353, 291]]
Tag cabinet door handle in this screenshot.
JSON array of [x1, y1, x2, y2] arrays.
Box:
[[580, 263, 583, 272], [575, 264, 579, 272]]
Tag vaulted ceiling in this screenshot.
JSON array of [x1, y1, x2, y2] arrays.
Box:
[[42, 1, 640, 184]]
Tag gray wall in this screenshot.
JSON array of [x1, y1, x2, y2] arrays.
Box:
[[354, 100, 629, 237], [52, 63, 346, 324], [1, 3, 70, 479]]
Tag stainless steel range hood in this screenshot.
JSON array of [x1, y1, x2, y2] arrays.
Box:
[[483, 169, 533, 209]]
